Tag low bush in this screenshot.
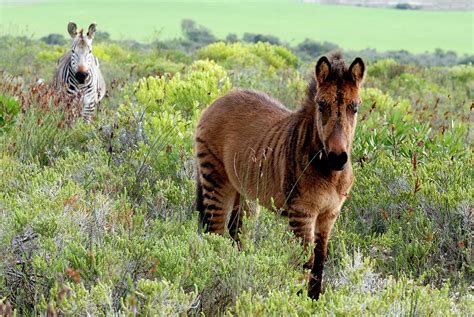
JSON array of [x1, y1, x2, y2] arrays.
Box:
[[198, 41, 298, 70], [40, 33, 67, 46], [242, 32, 281, 45], [0, 94, 20, 133]]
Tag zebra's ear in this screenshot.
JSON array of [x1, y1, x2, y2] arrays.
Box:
[[87, 23, 97, 39], [68, 22, 77, 38]]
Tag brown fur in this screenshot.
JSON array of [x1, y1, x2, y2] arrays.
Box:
[[195, 52, 365, 299]]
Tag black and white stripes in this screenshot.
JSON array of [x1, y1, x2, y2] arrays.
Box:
[[53, 22, 106, 121]]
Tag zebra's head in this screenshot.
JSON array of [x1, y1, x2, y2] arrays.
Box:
[[67, 22, 96, 84]]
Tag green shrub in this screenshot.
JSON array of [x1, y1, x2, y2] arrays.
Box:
[[129, 59, 231, 192], [242, 32, 281, 45], [93, 43, 191, 84], [181, 19, 216, 46], [295, 38, 339, 59], [0, 94, 20, 133], [198, 42, 298, 70], [2, 94, 85, 166], [198, 42, 305, 107], [40, 33, 67, 46], [134, 59, 231, 116], [36, 46, 65, 64], [354, 88, 469, 161]]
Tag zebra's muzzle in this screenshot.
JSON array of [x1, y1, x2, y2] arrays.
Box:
[[75, 71, 89, 84]]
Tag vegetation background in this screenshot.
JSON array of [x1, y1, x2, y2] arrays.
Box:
[[0, 0, 473, 315]]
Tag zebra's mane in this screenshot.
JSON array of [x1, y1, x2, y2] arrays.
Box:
[[73, 29, 90, 49]]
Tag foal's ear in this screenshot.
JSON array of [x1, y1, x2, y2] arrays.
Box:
[[315, 56, 331, 85], [87, 23, 97, 39], [68, 22, 77, 38], [349, 57, 365, 85]]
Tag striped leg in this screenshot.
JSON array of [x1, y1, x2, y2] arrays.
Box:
[[196, 146, 235, 235], [288, 206, 317, 268], [82, 100, 95, 122], [199, 180, 236, 235], [228, 193, 245, 242], [308, 210, 338, 300]]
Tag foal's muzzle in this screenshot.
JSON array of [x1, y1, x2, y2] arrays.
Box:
[[327, 151, 348, 171]]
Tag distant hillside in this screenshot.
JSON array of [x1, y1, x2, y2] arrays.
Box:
[[1, 1, 472, 54], [302, 0, 474, 10]]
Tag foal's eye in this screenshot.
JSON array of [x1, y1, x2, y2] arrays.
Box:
[[349, 103, 359, 113], [318, 102, 328, 112]]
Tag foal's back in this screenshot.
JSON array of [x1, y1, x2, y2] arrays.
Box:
[[196, 89, 293, 200], [198, 89, 290, 147]]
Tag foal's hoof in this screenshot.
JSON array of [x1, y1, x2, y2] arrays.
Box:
[[296, 285, 321, 300], [308, 289, 321, 300], [233, 240, 242, 251], [308, 279, 322, 300]]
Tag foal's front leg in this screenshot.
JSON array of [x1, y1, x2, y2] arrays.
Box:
[[308, 210, 338, 300], [287, 207, 317, 269]]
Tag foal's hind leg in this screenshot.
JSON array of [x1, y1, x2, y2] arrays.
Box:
[[196, 152, 236, 234], [228, 193, 245, 242]]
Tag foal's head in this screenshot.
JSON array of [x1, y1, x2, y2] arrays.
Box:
[[313, 53, 365, 171], [67, 22, 97, 84]]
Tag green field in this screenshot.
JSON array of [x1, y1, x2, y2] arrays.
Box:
[[1, 0, 473, 53]]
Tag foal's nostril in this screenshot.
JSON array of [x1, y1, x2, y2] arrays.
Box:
[[338, 152, 348, 166], [328, 151, 348, 171], [327, 152, 337, 161]]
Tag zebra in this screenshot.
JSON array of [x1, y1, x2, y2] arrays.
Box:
[[53, 22, 106, 121]]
